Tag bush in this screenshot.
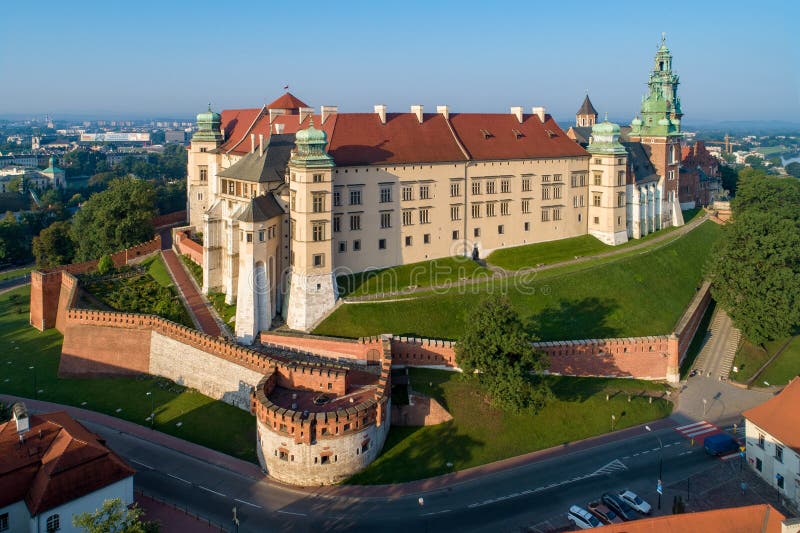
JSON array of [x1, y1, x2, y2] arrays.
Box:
[[97, 254, 114, 275]]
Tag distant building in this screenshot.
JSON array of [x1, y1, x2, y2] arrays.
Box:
[[164, 130, 187, 144], [679, 141, 721, 207], [0, 157, 65, 192], [0, 403, 135, 533], [743, 377, 800, 508]]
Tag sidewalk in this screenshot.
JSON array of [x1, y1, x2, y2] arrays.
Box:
[[135, 492, 227, 533], [0, 393, 678, 499], [160, 249, 221, 337]]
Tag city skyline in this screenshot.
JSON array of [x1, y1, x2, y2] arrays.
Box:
[[1, 0, 798, 122]]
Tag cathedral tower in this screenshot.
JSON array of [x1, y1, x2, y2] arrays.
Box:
[[629, 34, 684, 228], [587, 119, 628, 245], [285, 120, 337, 331], [576, 94, 598, 127]]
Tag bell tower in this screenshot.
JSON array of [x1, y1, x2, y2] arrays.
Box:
[[285, 119, 337, 331], [576, 94, 598, 127], [587, 118, 628, 246]]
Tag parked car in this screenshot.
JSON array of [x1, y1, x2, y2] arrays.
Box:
[[703, 433, 740, 456], [601, 492, 638, 521], [567, 505, 601, 529], [587, 501, 624, 524], [618, 490, 652, 514]]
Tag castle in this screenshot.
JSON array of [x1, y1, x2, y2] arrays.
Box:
[[187, 37, 685, 343]]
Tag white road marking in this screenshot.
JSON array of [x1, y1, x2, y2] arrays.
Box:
[[130, 460, 153, 469], [421, 509, 451, 517], [167, 473, 190, 484], [199, 485, 226, 497], [234, 498, 262, 508], [277, 510, 307, 517], [675, 421, 711, 431]]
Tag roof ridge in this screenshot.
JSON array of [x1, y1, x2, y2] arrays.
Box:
[[226, 105, 268, 155], [442, 114, 472, 161]]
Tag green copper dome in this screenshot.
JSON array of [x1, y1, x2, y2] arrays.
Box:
[[295, 119, 327, 144], [193, 103, 223, 143], [291, 118, 334, 168], [592, 120, 620, 136], [588, 119, 626, 156]]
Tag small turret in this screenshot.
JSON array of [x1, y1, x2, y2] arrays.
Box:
[[193, 104, 223, 143], [576, 94, 598, 127]]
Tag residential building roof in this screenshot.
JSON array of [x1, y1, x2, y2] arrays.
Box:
[[743, 376, 800, 454], [623, 141, 661, 184], [238, 193, 285, 223], [0, 410, 134, 516], [218, 134, 296, 183], [267, 92, 309, 112], [566, 504, 786, 533]]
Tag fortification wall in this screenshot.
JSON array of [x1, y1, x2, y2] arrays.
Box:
[[152, 210, 187, 229], [59, 322, 152, 377], [174, 230, 203, 265], [390, 337, 457, 367], [674, 281, 712, 361], [260, 332, 381, 363]]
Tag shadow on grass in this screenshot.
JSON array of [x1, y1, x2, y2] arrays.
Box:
[[529, 297, 619, 340]]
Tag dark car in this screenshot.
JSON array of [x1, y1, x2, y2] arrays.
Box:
[[703, 433, 740, 456], [601, 492, 638, 521], [588, 501, 624, 524]]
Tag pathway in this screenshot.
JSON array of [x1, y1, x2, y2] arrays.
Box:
[[344, 212, 709, 302], [160, 248, 221, 337], [691, 307, 741, 380]]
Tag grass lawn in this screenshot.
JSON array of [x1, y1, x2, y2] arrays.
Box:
[[337, 256, 490, 298], [347, 368, 672, 484], [0, 265, 33, 282], [754, 336, 800, 387], [730, 341, 771, 383], [209, 292, 236, 329], [145, 254, 173, 287], [755, 145, 788, 156], [180, 254, 203, 287], [0, 286, 257, 462], [315, 221, 721, 340]]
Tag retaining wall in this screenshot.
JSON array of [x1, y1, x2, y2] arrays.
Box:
[[174, 230, 203, 266]]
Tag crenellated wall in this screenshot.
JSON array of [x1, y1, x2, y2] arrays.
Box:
[[174, 229, 203, 266], [152, 210, 187, 229]]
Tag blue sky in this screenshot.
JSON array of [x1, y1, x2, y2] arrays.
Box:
[[1, 0, 798, 122]]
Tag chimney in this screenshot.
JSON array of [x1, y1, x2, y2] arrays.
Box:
[[250, 133, 255, 154], [532, 106, 546, 123], [374, 104, 387, 124], [411, 105, 424, 124], [268, 108, 285, 123], [299, 107, 314, 124], [258, 134, 264, 157], [274, 123, 285, 134], [511, 106, 524, 123], [321, 105, 338, 125], [436, 105, 449, 120], [12, 402, 29, 434]]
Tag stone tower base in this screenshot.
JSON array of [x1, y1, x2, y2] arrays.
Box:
[[590, 229, 629, 246], [285, 271, 337, 331]]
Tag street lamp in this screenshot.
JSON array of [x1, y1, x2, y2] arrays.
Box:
[[645, 425, 664, 510], [702, 398, 708, 417], [146, 392, 154, 428], [611, 414, 616, 431], [28, 366, 36, 399]]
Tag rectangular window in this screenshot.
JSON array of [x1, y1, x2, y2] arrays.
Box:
[[758, 434, 765, 449], [522, 178, 531, 192], [617, 170, 625, 186], [554, 185, 562, 199], [777, 473, 785, 489], [617, 191, 625, 207], [473, 227, 480, 237], [497, 224, 504, 234], [593, 193, 602, 207], [541, 209, 550, 222], [486, 202, 496, 217], [471, 203, 481, 218], [313, 173, 324, 183], [554, 174, 562, 182], [423, 233, 430, 244], [756, 457, 763, 472], [333, 190, 341, 206], [0, 513, 8, 532], [541, 186, 551, 200], [500, 179, 510, 193], [258, 230, 265, 242], [486, 180, 496, 194], [199, 165, 208, 181], [593, 172, 602, 186], [419, 208, 430, 224], [290, 219, 296, 240], [571, 174, 577, 187], [594, 158, 602, 164], [668, 169, 676, 181], [500, 201, 510, 216], [338, 241, 346, 253], [776, 445, 784, 463], [353, 239, 361, 251], [471, 180, 481, 195], [402, 186, 413, 201], [573, 196, 578, 208], [380, 212, 392, 229], [419, 185, 431, 200], [312, 193, 325, 213], [405, 235, 412, 246], [380, 185, 392, 203], [450, 205, 461, 221], [524, 221, 530, 231], [553, 208, 562, 221], [450, 182, 461, 197], [452, 230, 460, 240], [290, 190, 296, 210], [402, 210, 413, 226], [349, 189, 362, 205], [522, 199, 530, 214], [580, 194, 585, 207], [333, 215, 341, 233], [312, 223, 325, 242], [349, 214, 361, 231], [378, 238, 387, 250], [593, 216, 600, 224], [313, 254, 324, 267], [542, 174, 551, 183]]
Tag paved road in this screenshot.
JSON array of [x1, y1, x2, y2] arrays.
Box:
[[85, 417, 725, 533]]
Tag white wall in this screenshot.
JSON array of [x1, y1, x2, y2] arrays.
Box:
[[30, 476, 133, 533], [745, 421, 800, 505], [0, 500, 29, 533]]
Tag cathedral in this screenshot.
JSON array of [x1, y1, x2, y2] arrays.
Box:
[[186, 37, 685, 343]]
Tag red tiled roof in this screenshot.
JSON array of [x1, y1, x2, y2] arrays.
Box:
[[0, 411, 134, 515], [218, 108, 264, 152], [449, 112, 588, 160], [267, 92, 309, 111], [744, 376, 800, 454], [567, 504, 785, 533]]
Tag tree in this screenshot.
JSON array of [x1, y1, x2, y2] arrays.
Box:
[[786, 161, 800, 178], [456, 295, 550, 412], [32, 221, 75, 268], [707, 176, 800, 344], [97, 254, 114, 275], [71, 177, 156, 262], [72, 498, 158, 533], [719, 165, 739, 196], [0, 211, 30, 264]]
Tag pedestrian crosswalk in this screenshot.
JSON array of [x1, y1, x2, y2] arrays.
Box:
[[674, 420, 722, 444], [591, 459, 628, 476]]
